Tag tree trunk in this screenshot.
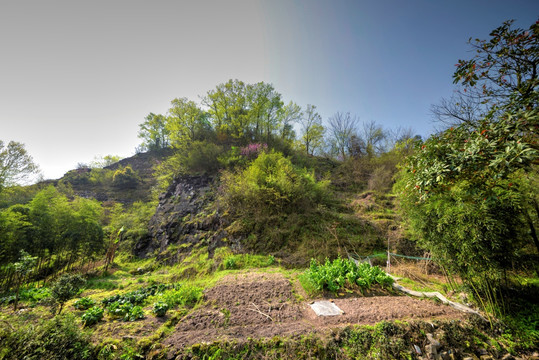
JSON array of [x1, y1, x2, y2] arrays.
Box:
[[523, 208, 539, 253]]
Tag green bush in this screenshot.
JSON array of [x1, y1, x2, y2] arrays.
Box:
[[160, 285, 203, 308], [18, 286, 51, 303], [220, 151, 330, 217], [106, 301, 145, 321], [178, 140, 223, 173], [304, 258, 393, 293], [51, 273, 86, 314], [74, 297, 95, 310], [0, 314, 94, 360], [81, 306, 104, 326], [152, 301, 169, 317], [112, 166, 139, 188]]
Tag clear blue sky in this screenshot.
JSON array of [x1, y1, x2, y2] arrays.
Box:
[[1, 0, 537, 179]]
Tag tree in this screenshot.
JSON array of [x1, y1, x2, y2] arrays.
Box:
[[397, 19, 539, 315], [0, 140, 39, 190], [279, 101, 302, 142], [360, 120, 386, 157], [299, 104, 325, 155], [327, 112, 359, 160], [433, 19, 539, 126], [167, 98, 209, 146], [51, 273, 86, 314], [138, 113, 170, 151], [12, 250, 37, 311], [203, 79, 250, 141], [246, 82, 284, 142]]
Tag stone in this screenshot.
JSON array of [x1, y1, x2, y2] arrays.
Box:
[[440, 351, 451, 360], [425, 344, 438, 357], [426, 333, 441, 348]]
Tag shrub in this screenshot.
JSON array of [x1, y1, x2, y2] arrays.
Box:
[[160, 285, 203, 308], [152, 301, 169, 317], [220, 151, 330, 217], [0, 314, 94, 360], [74, 297, 95, 310], [81, 306, 104, 326], [112, 166, 139, 188], [51, 273, 86, 314]]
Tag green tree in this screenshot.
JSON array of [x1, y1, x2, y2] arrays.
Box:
[[50, 273, 86, 314], [0, 140, 39, 190], [246, 82, 284, 142], [396, 19, 539, 314], [299, 104, 325, 155], [203, 79, 250, 141], [12, 250, 37, 311], [434, 19, 538, 126], [138, 112, 170, 151], [167, 97, 209, 146], [279, 101, 302, 142]]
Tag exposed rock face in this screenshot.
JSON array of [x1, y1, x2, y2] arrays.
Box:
[[134, 174, 225, 257]]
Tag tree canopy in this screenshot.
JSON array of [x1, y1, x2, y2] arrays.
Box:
[[0, 140, 39, 190]]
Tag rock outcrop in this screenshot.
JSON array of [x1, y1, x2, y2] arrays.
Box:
[[134, 174, 226, 258]]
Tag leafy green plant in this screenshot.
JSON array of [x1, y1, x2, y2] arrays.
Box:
[[51, 273, 86, 314], [160, 285, 203, 308], [74, 297, 95, 310], [126, 306, 144, 322], [152, 301, 169, 317], [101, 283, 176, 307], [112, 166, 139, 189], [0, 314, 94, 359], [304, 258, 393, 293], [224, 256, 237, 270], [81, 306, 104, 327], [106, 301, 145, 321]]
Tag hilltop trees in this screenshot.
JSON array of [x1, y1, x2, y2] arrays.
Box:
[[0, 140, 39, 190], [138, 113, 170, 151], [299, 104, 325, 155]]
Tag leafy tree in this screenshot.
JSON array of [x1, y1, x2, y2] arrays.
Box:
[[138, 112, 170, 151], [299, 104, 325, 155], [397, 19, 539, 314], [433, 19, 538, 126], [50, 273, 86, 314], [397, 105, 538, 314], [167, 97, 210, 146], [0, 140, 39, 190], [203, 79, 250, 141], [12, 250, 37, 311], [246, 82, 284, 142]]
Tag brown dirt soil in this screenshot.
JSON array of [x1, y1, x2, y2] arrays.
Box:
[[163, 272, 467, 354]]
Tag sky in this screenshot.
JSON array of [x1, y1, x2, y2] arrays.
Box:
[[1, 0, 537, 180]]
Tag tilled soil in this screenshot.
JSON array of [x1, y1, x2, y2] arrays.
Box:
[[164, 272, 467, 354]]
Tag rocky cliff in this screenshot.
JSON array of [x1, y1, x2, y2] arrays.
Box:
[[134, 174, 230, 258]]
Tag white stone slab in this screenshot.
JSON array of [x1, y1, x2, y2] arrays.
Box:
[[309, 301, 343, 316]]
